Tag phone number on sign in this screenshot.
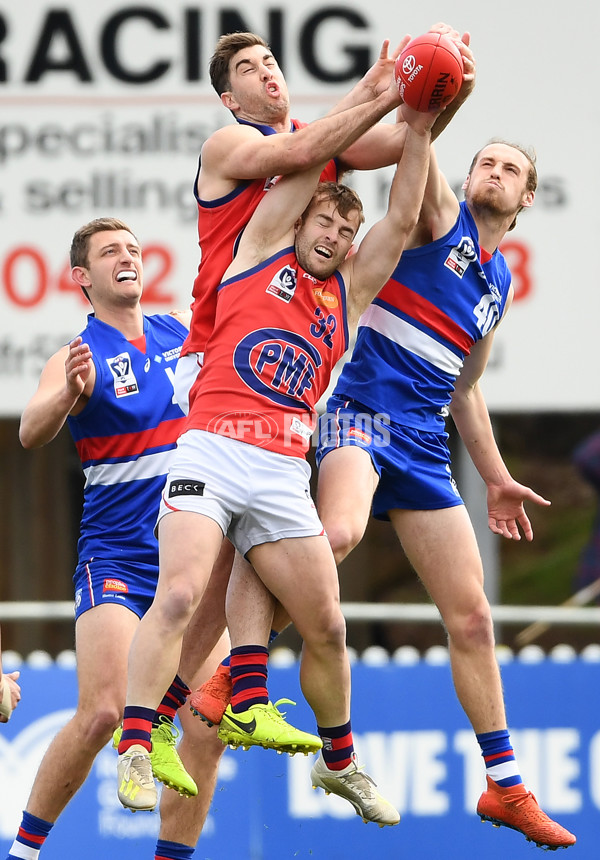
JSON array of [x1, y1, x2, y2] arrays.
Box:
[[1, 240, 533, 309], [1, 243, 177, 307]]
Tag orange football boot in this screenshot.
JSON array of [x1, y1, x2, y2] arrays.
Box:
[[189, 663, 232, 727], [477, 776, 576, 850]]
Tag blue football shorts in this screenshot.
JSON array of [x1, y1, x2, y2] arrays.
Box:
[[73, 558, 159, 620], [316, 394, 464, 520]]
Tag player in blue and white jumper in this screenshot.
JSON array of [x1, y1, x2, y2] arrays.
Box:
[[316, 140, 576, 849], [12, 218, 227, 860]]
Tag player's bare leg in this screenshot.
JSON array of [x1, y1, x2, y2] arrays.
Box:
[[117, 513, 224, 811], [126, 512, 225, 713], [390, 505, 576, 849], [317, 446, 378, 565], [28, 605, 136, 819], [246, 535, 399, 827], [390, 505, 505, 730], [179, 537, 232, 682], [157, 634, 229, 852], [189, 551, 291, 726]]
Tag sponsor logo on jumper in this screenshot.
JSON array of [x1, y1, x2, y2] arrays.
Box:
[[313, 286, 338, 309], [162, 347, 181, 362], [168, 480, 205, 498], [266, 265, 297, 303], [107, 352, 139, 397], [289, 416, 313, 441], [234, 328, 322, 410], [102, 578, 128, 594]]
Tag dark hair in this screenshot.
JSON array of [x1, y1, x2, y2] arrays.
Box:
[[301, 181, 365, 226], [468, 139, 537, 231], [209, 32, 270, 96]]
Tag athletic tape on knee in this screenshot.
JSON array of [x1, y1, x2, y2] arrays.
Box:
[[0, 677, 13, 720]]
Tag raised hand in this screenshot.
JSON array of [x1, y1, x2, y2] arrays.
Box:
[[65, 336, 93, 399], [359, 37, 411, 98]]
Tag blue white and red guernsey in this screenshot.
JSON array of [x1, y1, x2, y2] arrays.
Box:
[[334, 201, 512, 432], [67, 313, 187, 566]]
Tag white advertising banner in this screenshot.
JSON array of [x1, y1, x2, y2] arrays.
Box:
[[0, 1, 597, 415]]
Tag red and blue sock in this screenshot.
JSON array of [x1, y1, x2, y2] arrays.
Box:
[[155, 675, 190, 725], [216, 630, 279, 674], [477, 728, 523, 787], [7, 810, 53, 858], [155, 839, 194, 859], [118, 705, 155, 754], [317, 720, 354, 771], [229, 645, 269, 713]]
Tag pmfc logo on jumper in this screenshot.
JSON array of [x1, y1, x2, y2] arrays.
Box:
[[266, 265, 297, 303], [208, 411, 279, 447], [107, 352, 139, 397], [444, 236, 477, 278], [234, 328, 322, 410]]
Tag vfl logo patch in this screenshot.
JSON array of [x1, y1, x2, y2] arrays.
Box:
[[444, 236, 477, 278], [107, 352, 139, 397], [266, 265, 297, 303], [168, 480, 205, 498], [234, 328, 322, 410], [103, 578, 128, 594]]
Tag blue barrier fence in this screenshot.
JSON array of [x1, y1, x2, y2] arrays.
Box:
[[0, 657, 597, 859]]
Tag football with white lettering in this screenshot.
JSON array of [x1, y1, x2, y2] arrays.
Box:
[[394, 33, 463, 112]]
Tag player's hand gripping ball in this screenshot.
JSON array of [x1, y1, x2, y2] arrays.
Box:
[[394, 33, 464, 112]]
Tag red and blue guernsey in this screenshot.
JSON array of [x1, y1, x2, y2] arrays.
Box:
[[182, 118, 339, 357], [67, 314, 187, 565], [186, 247, 349, 458], [334, 201, 512, 431]]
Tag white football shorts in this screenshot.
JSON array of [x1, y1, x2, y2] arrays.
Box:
[[157, 429, 325, 556]]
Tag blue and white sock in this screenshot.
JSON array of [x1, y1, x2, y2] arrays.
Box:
[[477, 728, 523, 787], [7, 810, 53, 859]]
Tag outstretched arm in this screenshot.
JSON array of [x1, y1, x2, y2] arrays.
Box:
[[200, 80, 402, 200], [223, 156, 328, 277], [450, 331, 551, 541], [343, 106, 436, 328], [19, 338, 95, 449]]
